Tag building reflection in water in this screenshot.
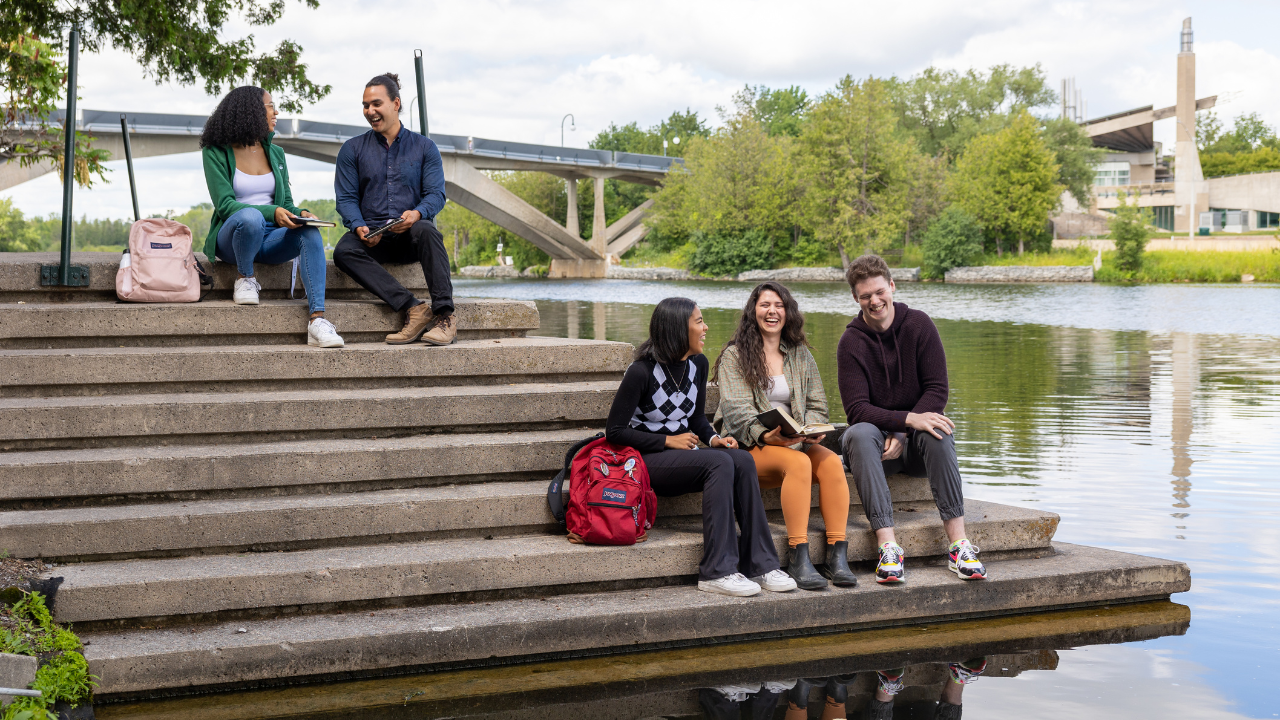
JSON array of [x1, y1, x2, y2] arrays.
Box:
[[1169, 333, 1197, 509]]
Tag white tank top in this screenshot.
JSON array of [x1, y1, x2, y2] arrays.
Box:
[[767, 374, 791, 415], [233, 169, 275, 205]]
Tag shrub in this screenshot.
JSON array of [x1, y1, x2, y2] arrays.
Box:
[[921, 206, 985, 277], [688, 230, 775, 277], [1109, 191, 1150, 276]]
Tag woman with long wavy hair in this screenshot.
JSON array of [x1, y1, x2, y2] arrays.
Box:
[[713, 282, 857, 590], [200, 85, 343, 347]]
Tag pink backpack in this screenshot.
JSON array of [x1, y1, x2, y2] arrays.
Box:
[[116, 219, 212, 302]]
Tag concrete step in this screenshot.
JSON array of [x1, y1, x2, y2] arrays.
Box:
[[0, 251, 431, 304], [0, 337, 630, 397], [0, 380, 618, 451], [43, 499, 1057, 623], [0, 475, 937, 560], [79, 543, 1189, 697], [0, 297, 537, 349]]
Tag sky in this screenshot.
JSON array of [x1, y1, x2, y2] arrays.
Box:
[[6, 0, 1280, 220]]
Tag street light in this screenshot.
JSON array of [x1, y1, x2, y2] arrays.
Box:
[[662, 130, 680, 156], [561, 113, 575, 147]]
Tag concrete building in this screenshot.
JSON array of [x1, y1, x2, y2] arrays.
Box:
[[1072, 18, 1279, 235]]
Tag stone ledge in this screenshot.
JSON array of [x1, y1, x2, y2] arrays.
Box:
[[945, 265, 1094, 283]]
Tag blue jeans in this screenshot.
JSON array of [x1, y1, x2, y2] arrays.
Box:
[[215, 207, 327, 314]]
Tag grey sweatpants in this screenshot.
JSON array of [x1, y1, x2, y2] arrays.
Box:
[[840, 422, 965, 531]]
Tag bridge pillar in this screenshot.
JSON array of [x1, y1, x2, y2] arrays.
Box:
[[565, 179, 579, 237], [591, 176, 607, 258]]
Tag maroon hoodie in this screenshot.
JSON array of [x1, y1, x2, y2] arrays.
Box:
[[836, 302, 948, 432]]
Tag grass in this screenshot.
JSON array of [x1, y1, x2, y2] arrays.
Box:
[[620, 241, 697, 269], [1096, 249, 1280, 283]]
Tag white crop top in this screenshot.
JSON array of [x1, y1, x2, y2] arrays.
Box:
[[767, 374, 791, 415], [233, 169, 275, 205]]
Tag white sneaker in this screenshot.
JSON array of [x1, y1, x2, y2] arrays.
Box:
[[711, 683, 762, 702], [307, 317, 344, 348], [697, 572, 761, 597], [233, 277, 261, 305], [752, 568, 799, 592]]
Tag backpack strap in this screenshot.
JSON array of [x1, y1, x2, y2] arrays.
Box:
[[546, 432, 604, 524], [194, 257, 216, 302]]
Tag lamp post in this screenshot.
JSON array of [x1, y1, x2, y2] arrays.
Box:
[[662, 130, 680, 157], [561, 114, 575, 147]]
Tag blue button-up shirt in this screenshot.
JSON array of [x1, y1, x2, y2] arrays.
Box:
[[334, 127, 446, 231]]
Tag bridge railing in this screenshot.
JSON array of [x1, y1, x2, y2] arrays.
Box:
[[25, 110, 681, 172]]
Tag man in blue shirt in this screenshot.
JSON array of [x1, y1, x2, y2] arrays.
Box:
[[333, 73, 455, 345]]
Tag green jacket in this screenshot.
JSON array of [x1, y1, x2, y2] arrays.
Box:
[[712, 343, 829, 450], [201, 132, 305, 261]]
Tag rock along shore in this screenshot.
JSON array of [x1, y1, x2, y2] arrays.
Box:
[[458, 265, 921, 282], [944, 265, 1094, 283]]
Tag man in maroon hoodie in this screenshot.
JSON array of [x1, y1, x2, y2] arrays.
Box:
[[836, 254, 986, 585]]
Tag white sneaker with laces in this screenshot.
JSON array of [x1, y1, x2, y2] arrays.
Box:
[[307, 317, 344, 348], [752, 568, 799, 592], [697, 572, 761, 597], [233, 277, 261, 305]]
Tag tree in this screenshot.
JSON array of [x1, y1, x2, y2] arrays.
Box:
[[798, 76, 918, 267], [731, 84, 810, 137], [1042, 116, 1106, 207], [1109, 190, 1150, 276], [887, 64, 1056, 159], [949, 110, 1063, 256], [2, 0, 330, 185], [920, 206, 984, 278], [0, 197, 43, 251]]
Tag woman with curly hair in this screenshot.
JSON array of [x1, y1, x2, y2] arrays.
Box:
[[201, 85, 343, 347], [713, 282, 856, 590]]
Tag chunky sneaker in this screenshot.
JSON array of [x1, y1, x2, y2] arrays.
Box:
[[948, 657, 988, 685], [709, 683, 761, 702], [421, 312, 457, 346], [698, 572, 761, 597], [751, 569, 798, 592], [948, 538, 987, 580], [233, 277, 261, 305], [876, 668, 905, 697], [876, 542, 905, 584], [307, 317, 344, 348], [385, 302, 432, 344]]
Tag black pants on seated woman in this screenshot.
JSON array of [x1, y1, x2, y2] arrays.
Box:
[[605, 297, 796, 597]]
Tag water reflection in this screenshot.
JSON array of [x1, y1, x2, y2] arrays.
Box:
[[99, 602, 1191, 720]]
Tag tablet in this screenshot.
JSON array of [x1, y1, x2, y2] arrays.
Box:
[[364, 219, 401, 240]]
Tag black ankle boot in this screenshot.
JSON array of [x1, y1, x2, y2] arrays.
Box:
[[788, 677, 821, 709], [788, 543, 829, 590], [825, 674, 854, 704], [820, 540, 859, 587]]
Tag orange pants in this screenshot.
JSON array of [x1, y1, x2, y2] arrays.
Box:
[[751, 444, 849, 547]]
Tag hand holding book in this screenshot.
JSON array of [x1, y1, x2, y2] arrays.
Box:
[[756, 408, 835, 439]]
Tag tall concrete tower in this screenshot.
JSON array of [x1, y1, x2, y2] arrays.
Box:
[[1174, 17, 1207, 233]]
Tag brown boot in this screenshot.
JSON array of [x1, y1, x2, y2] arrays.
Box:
[[385, 303, 433, 344], [421, 313, 457, 346]]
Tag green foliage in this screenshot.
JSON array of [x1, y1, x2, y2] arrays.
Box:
[[1094, 249, 1280, 283], [887, 64, 1056, 158], [1198, 110, 1279, 154], [949, 110, 1063, 256], [0, 198, 42, 252], [731, 84, 810, 137], [687, 230, 774, 277], [799, 76, 920, 262], [1201, 146, 1280, 177], [1108, 191, 1150, 276], [0, 591, 95, 719], [920, 206, 984, 278], [1041, 117, 1107, 206], [1, 0, 330, 113]]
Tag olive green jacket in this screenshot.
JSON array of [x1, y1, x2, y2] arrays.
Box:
[[201, 132, 305, 261], [712, 343, 829, 450]]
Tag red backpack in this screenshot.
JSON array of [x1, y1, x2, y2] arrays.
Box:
[[547, 434, 657, 545]]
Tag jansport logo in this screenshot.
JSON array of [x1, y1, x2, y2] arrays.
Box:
[[150, 242, 173, 249], [601, 488, 628, 503]]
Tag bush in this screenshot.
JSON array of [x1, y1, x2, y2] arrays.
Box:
[[1109, 192, 1150, 276], [921, 206, 984, 277], [687, 230, 775, 277]]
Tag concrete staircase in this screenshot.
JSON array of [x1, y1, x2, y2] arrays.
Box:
[[0, 256, 1189, 701]]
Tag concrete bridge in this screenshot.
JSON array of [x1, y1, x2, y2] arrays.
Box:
[[2, 110, 679, 276]]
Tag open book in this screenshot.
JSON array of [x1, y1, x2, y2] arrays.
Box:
[[756, 408, 835, 438]]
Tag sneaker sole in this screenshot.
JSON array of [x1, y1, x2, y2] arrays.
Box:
[[948, 561, 987, 580], [876, 575, 905, 584], [234, 298, 259, 305], [308, 338, 345, 348], [697, 583, 761, 597]]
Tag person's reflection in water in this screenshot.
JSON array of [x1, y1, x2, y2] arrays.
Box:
[[698, 680, 792, 719], [787, 676, 855, 719], [869, 658, 987, 719]]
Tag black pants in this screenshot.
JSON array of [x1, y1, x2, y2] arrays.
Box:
[[332, 221, 454, 314], [642, 447, 780, 581], [841, 423, 965, 531]]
